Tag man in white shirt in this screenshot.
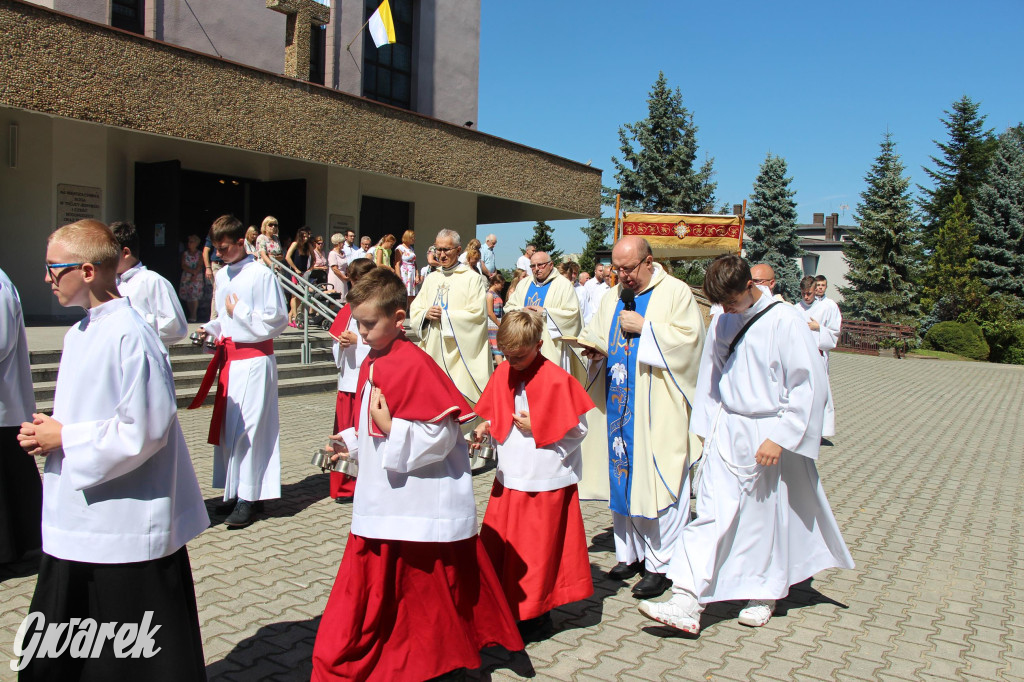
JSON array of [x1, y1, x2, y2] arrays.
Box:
[[342, 230, 357, 261], [516, 244, 536, 273], [582, 263, 610, 325], [111, 221, 188, 347], [348, 235, 373, 263]]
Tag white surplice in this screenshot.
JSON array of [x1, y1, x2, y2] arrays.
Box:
[[203, 255, 289, 501], [44, 298, 208, 563], [335, 385, 478, 543], [117, 262, 188, 347], [333, 314, 370, 393], [799, 297, 839, 437], [0, 267, 34, 426], [489, 385, 587, 493], [669, 293, 854, 603], [582, 280, 610, 325]]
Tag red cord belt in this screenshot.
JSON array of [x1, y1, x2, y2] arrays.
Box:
[[187, 338, 275, 445]]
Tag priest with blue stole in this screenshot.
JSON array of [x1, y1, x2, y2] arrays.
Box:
[[577, 236, 706, 599], [503, 251, 587, 384]]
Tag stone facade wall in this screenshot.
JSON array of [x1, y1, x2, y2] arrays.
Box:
[[0, 0, 601, 218]]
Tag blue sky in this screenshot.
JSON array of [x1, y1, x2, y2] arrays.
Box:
[[474, 0, 1024, 269]]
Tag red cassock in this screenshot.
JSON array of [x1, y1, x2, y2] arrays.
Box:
[[328, 306, 357, 499], [474, 355, 596, 621], [312, 336, 523, 680]]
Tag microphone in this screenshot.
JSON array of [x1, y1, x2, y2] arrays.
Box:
[[620, 288, 637, 339]]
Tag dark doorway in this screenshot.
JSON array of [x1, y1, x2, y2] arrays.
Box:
[[134, 161, 306, 287], [359, 195, 412, 249]]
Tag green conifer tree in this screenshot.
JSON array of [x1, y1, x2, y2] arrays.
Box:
[[611, 72, 717, 213], [919, 96, 997, 248], [744, 153, 805, 300], [921, 193, 987, 321], [972, 125, 1024, 300], [527, 221, 562, 265], [578, 216, 611, 274], [839, 133, 921, 325]]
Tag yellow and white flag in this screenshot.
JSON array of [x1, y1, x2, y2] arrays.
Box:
[[368, 0, 396, 48]]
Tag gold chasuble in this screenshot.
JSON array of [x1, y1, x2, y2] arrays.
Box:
[[504, 271, 587, 384], [577, 264, 705, 518], [409, 264, 492, 405]]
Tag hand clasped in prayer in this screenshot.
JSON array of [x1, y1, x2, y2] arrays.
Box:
[[369, 387, 392, 435]]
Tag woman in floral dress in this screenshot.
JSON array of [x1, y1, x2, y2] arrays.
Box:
[[395, 230, 418, 309], [179, 234, 204, 322]]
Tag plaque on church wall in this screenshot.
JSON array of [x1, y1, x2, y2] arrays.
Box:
[[57, 184, 103, 226], [330, 214, 354, 234]]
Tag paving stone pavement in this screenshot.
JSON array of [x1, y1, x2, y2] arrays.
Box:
[[2, 353, 1023, 681]]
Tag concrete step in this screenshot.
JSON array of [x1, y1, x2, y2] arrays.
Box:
[[30, 345, 335, 382], [32, 358, 338, 402]]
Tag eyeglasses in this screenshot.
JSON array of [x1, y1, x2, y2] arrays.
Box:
[[529, 261, 552, 270], [612, 258, 648, 277], [433, 246, 458, 254], [753, 278, 773, 285], [45, 261, 100, 282], [268, 223, 279, 227]]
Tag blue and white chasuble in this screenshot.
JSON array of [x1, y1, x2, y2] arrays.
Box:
[[524, 279, 551, 310], [605, 288, 653, 515]]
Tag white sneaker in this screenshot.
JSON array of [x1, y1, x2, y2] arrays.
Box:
[[738, 599, 775, 627], [638, 595, 701, 635]]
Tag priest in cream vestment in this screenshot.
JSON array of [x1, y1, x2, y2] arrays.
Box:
[[577, 236, 705, 599], [503, 251, 587, 384], [409, 229, 492, 406]]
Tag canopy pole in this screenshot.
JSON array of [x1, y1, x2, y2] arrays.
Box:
[[738, 199, 747, 254], [613, 193, 621, 243]]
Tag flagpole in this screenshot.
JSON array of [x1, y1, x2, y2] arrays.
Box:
[[346, 15, 373, 51]]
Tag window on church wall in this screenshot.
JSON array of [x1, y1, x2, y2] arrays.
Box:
[[111, 0, 144, 35], [310, 24, 327, 85], [361, 0, 414, 110]]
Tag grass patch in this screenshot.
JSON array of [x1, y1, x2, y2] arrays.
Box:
[[909, 349, 978, 362]]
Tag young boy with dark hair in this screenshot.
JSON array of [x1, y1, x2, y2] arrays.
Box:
[[312, 268, 522, 681], [18, 219, 208, 680], [110, 220, 188, 348], [639, 254, 853, 634], [325, 257, 376, 501], [472, 309, 595, 637], [189, 214, 288, 527]]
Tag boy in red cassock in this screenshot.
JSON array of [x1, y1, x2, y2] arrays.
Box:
[[472, 309, 595, 637], [311, 268, 522, 681]]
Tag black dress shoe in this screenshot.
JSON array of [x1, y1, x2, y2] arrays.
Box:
[[607, 561, 644, 581], [517, 612, 553, 641], [224, 500, 256, 527], [631, 572, 672, 599]]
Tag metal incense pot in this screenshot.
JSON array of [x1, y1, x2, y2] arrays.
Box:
[[311, 444, 358, 477]]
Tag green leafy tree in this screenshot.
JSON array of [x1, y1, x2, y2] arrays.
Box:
[[839, 133, 921, 325], [578, 216, 611, 274], [527, 220, 562, 265], [611, 72, 717, 213], [744, 153, 805, 300], [972, 125, 1024, 300], [919, 96, 997, 248], [921, 193, 987, 321]]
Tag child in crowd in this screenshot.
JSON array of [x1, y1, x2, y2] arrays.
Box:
[[325, 258, 376, 501], [638, 255, 853, 634], [311, 268, 522, 681], [18, 219, 208, 680], [472, 310, 595, 636]]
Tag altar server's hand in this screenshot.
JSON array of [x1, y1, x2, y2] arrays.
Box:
[[426, 305, 443, 321], [225, 293, 239, 317], [512, 410, 532, 432], [618, 310, 644, 335], [338, 330, 358, 348], [472, 421, 491, 449], [328, 434, 348, 463], [755, 439, 782, 467], [807, 319, 820, 332], [370, 387, 392, 435], [18, 414, 64, 456]]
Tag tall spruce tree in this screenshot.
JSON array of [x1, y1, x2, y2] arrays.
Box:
[[745, 153, 805, 300], [973, 125, 1024, 300], [840, 133, 922, 325], [611, 72, 717, 213], [922, 193, 987, 321], [919, 96, 997, 247], [578, 216, 611, 274], [527, 221, 562, 264]]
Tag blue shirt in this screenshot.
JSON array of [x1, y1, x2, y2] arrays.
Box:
[[479, 244, 495, 274]]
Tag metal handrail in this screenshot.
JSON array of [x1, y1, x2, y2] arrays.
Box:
[[269, 261, 343, 364]]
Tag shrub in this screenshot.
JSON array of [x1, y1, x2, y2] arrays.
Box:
[[923, 321, 990, 361]]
